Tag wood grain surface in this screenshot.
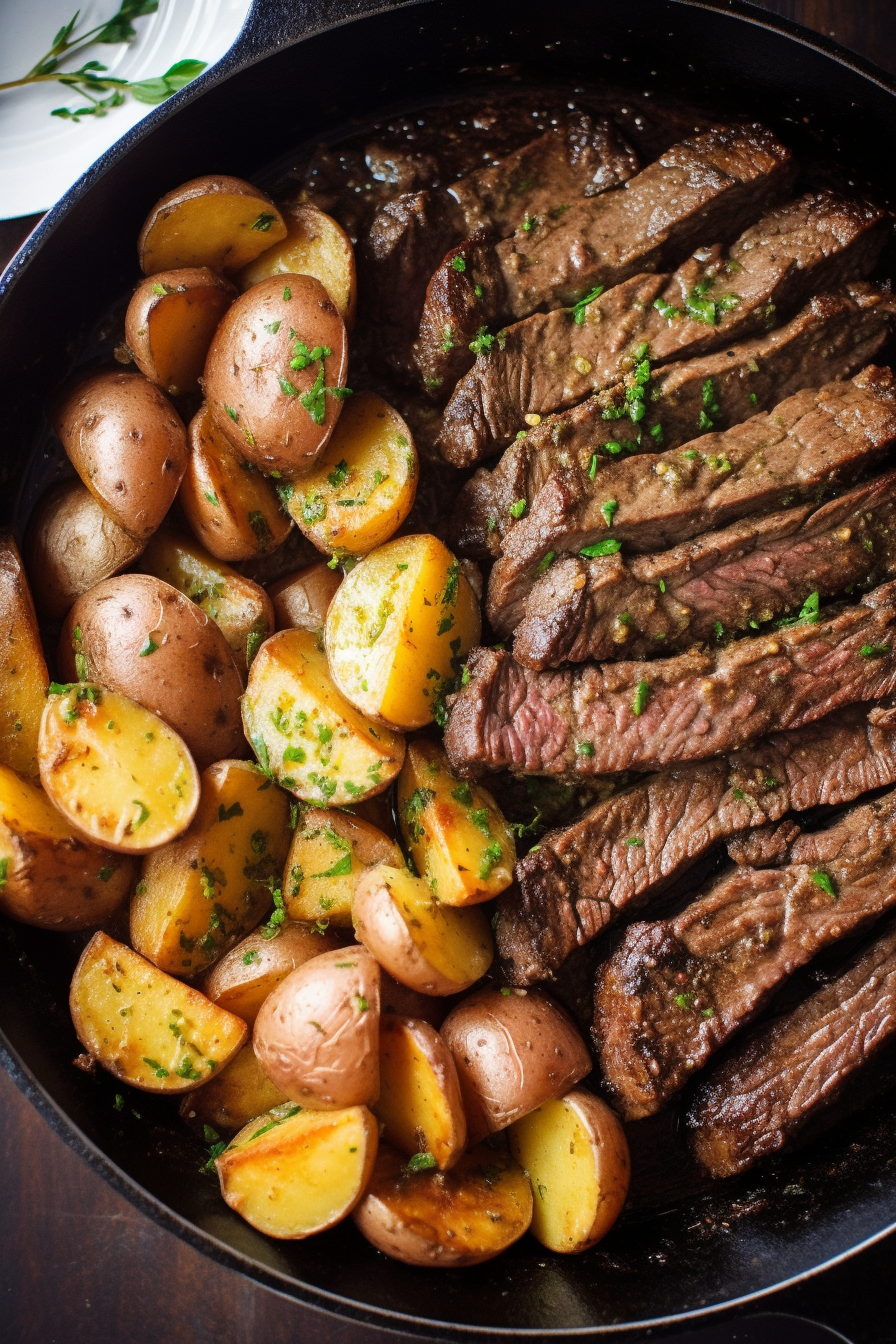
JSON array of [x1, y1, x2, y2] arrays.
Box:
[[2, 3, 896, 1342]]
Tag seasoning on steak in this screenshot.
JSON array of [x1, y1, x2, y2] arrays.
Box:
[[512, 469, 896, 669], [686, 918, 896, 1178], [451, 282, 896, 559], [496, 702, 896, 985], [445, 580, 896, 780], [594, 788, 896, 1120], [438, 191, 888, 468], [486, 365, 896, 635]]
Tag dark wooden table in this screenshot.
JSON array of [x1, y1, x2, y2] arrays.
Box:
[[3, 3, 896, 1341]]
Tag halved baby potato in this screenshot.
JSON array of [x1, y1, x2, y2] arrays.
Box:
[[125, 267, 236, 396], [397, 739, 515, 906], [374, 1015, 466, 1169], [353, 1143, 533, 1267], [179, 1042, 287, 1135], [70, 932, 247, 1091], [39, 684, 200, 853], [200, 920, 348, 1025], [130, 758, 292, 975], [0, 534, 49, 779], [239, 202, 357, 326], [242, 627, 405, 807], [324, 534, 481, 731], [353, 863, 493, 996], [216, 1102, 378, 1239], [380, 970, 454, 1027], [283, 805, 402, 927], [286, 392, 418, 556], [508, 1089, 630, 1254], [138, 175, 287, 276], [269, 561, 341, 633]]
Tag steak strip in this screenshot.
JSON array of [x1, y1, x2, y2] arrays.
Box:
[[594, 788, 896, 1120], [497, 702, 896, 985]]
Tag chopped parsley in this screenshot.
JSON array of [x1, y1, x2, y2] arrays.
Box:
[[580, 539, 621, 558], [861, 643, 891, 658], [406, 1152, 437, 1172], [811, 870, 838, 899], [631, 680, 650, 716], [571, 284, 605, 325]]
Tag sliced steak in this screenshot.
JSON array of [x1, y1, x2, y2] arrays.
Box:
[[686, 918, 896, 1178], [438, 191, 888, 468], [726, 819, 804, 867], [444, 580, 896, 780], [512, 469, 896, 668], [486, 366, 896, 634], [594, 788, 896, 1120], [452, 282, 896, 558], [496, 702, 896, 985]]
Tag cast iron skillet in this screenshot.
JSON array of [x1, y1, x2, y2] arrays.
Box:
[[3, 0, 896, 1336]]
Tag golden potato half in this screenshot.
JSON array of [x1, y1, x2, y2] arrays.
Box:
[[0, 533, 49, 778], [138, 175, 287, 275], [239, 203, 356, 325], [200, 920, 349, 1026], [283, 805, 402, 927], [374, 1015, 467, 1170], [125, 267, 236, 396]]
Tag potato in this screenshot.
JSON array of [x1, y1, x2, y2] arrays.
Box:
[[200, 920, 348, 1025], [130, 759, 292, 975], [239, 203, 357, 326], [204, 275, 349, 476], [441, 988, 592, 1146], [180, 405, 292, 562], [374, 1016, 466, 1170], [349, 791, 398, 841], [24, 481, 144, 621], [216, 1102, 378, 1239], [70, 932, 247, 1091], [353, 1143, 532, 1267], [0, 763, 135, 930], [353, 864, 493, 996], [380, 971, 454, 1027], [324, 534, 481, 731], [54, 370, 188, 540], [285, 392, 417, 557], [138, 175, 287, 275], [59, 573, 244, 771], [40, 683, 200, 853], [138, 531, 275, 677], [253, 945, 380, 1108], [269, 561, 340, 632], [242, 627, 405, 807], [283, 805, 402, 928], [508, 1089, 630, 1253], [0, 534, 49, 778], [397, 740, 515, 906], [179, 1043, 286, 1135], [125, 268, 236, 396]]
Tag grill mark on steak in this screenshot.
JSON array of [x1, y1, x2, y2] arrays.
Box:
[[495, 702, 896, 985], [438, 191, 888, 469], [686, 918, 896, 1178], [451, 282, 896, 559], [512, 470, 896, 669], [486, 366, 896, 635], [593, 788, 896, 1120]]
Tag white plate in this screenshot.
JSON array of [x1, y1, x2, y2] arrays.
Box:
[[0, 0, 252, 219]]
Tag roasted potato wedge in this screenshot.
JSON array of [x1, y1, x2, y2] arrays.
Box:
[[441, 988, 592, 1145], [204, 274, 349, 476], [70, 932, 247, 1090], [508, 1089, 630, 1253], [286, 392, 417, 556], [374, 1016, 466, 1169], [60, 573, 244, 771], [353, 1143, 532, 1267], [199, 920, 348, 1025], [39, 683, 200, 853], [0, 534, 49, 778], [0, 763, 135, 930], [397, 739, 515, 906], [180, 405, 292, 562], [130, 759, 292, 975], [179, 1043, 286, 1135], [324, 534, 480, 731], [216, 1102, 378, 1238], [125, 267, 236, 396], [138, 175, 287, 275], [242, 627, 405, 807], [269, 561, 341, 632], [283, 805, 402, 927], [353, 863, 493, 996], [253, 945, 380, 1108], [54, 370, 188, 540], [239, 203, 357, 326]]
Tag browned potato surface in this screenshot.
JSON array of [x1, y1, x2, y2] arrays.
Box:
[[380, 971, 453, 1027], [179, 1043, 287, 1135], [125, 268, 236, 396], [200, 921, 348, 1025], [0, 534, 49, 778], [138, 175, 287, 275], [374, 1016, 466, 1169], [269, 562, 340, 632], [239, 203, 357, 326], [283, 805, 402, 927]]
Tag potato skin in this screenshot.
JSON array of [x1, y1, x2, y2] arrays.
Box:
[[253, 945, 380, 1108], [239, 202, 357, 326], [204, 274, 349, 475], [138, 175, 287, 275], [269, 562, 341, 632], [0, 534, 49, 779], [125, 267, 236, 396], [200, 921, 349, 1026], [179, 1042, 287, 1135], [54, 370, 188, 540], [60, 573, 244, 771]]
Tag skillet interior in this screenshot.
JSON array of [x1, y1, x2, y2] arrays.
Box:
[[3, 0, 896, 1334]]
